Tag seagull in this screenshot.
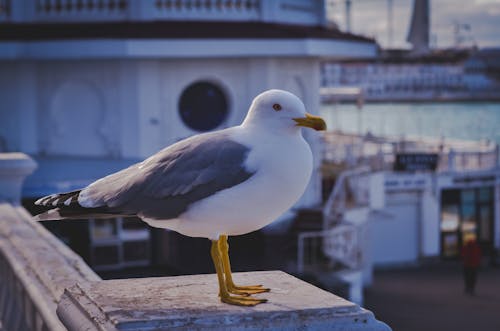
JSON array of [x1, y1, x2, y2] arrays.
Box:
[[34, 89, 326, 306]]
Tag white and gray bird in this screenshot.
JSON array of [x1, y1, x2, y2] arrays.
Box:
[[34, 89, 326, 306]]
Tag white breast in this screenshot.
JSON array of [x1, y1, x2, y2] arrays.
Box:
[[144, 127, 313, 240]]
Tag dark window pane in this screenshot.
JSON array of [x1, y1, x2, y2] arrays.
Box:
[[478, 187, 492, 202], [441, 189, 460, 204], [93, 245, 119, 266], [123, 241, 149, 262], [122, 217, 146, 231], [461, 189, 475, 203], [442, 233, 459, 257], [479, 205, 492, 241], [179, 82, 228, 132]]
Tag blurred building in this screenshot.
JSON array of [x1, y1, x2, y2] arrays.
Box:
[[0, 0, 376, 271], [320, 130, 500, 272], [318, 0, 500, 273]]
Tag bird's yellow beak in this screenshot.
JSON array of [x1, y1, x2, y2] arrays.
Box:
[[293, 113, 327, 131]]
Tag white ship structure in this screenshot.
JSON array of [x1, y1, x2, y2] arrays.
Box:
[[322, 0, 500, 102], [321, 48, 500, 102]]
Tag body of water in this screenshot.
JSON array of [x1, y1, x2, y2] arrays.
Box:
[[320, 102, 500, 145]]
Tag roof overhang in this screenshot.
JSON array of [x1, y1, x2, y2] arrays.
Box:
[[0, 38, 377, 60], [0, 21, 377, 60]]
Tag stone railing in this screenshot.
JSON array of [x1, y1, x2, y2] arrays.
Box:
[[34, 0, 129, 21], [0, 153, 391, 330], [1, 0, 325, 25], [0, 153, 101, 331], [0, 202, 101, 331], [152, 0, 261, 21]]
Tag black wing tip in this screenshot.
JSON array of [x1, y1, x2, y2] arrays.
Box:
[[33, 190, 127, 220], [34, 190, 82, 208]]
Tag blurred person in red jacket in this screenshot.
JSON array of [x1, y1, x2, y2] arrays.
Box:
[[461, 238, 482, 295]]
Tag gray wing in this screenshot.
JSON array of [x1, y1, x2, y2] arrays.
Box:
[[78, 131, 255, 220]]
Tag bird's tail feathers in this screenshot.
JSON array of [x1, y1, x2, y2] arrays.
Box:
[[33, 208, 124, 221]]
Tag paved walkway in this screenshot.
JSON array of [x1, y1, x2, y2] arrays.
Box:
[[364, 262, 500, 331]]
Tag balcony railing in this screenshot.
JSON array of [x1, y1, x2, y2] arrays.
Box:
[[297, 224, 364, 274], [0, 0, 325, 25], [322, 131, 499, 173], [297, 166, 372, 281], [35, 0, 129, 21], [153, 0, 261, 21]]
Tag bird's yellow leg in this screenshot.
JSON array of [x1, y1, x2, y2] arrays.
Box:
[[211, 240, 267, 306], [219, 235, 270, 295]]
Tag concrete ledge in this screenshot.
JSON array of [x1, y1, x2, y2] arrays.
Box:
[[57, 271, 391, 331]]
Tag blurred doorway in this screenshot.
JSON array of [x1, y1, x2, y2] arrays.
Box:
[[440, 187, 494, 258]]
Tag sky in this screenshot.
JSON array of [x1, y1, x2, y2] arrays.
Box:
[[327, 0, 500, 49]]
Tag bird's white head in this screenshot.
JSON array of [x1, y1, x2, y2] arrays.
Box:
[[242, 89, 326, 134]]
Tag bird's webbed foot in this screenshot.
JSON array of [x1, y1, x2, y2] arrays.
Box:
[[219, 292, 268, 306], [226, 282, 270, 296]]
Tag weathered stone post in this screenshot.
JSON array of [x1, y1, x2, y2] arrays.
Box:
[[0, 152, 37, 204]]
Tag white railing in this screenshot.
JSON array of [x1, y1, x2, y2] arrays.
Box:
[[0, 154, 100, 331], [153, 0, 261, 21], [322, 166, 371, 228], [0, 205, 101, 331], [323, 131, 499, 173], [2, 0, 325, 24], [35, 0, 129, 22], [297, 166, 371, 275], [297, 224, 365, 274], [442, 148, 500, 172]]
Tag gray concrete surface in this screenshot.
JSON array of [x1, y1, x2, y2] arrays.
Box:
[[364, 262, 500, 331], [57, 270, 391, 331]]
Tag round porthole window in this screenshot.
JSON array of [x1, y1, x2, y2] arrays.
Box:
[[178, 81, 229, 132]]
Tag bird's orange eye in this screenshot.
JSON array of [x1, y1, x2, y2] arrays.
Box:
[[273, 103, 282, 111]]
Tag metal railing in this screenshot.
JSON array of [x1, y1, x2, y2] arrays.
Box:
[[297, 166, 371, 275], [323, 131, 499, 173], [0, 0, 324, 24], [297, 224, 365, 274], [153, 0, 261, 21], [322, 166, 371, 228]]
